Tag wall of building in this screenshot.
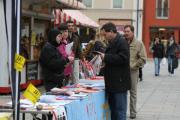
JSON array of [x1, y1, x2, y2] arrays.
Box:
[[143, 0, 180, 57], [81, 0, 143, 41], [91, 0, 133, 9], [81, 9, 133, 22]]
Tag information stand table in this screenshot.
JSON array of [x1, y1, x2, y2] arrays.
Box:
[[65, 90, 110, 120], [0, 79, 110, 120]]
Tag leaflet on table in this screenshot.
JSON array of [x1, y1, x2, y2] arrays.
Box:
[[50, 87, 101, 95], [56, 93, 87, 100], [79, 82, 105, 88], [50, 88, 73, 96], [6, 99, 34, 108], [79, 78, 105, 84], [76, 88, 100, 93], [36, 100, 73, 108]]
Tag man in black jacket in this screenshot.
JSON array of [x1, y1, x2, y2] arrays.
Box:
[[99, 22, 131, 120]]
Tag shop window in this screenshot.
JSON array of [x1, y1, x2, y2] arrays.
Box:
[[156, 0, 169, 18], [33, 33, 45, 60], [113, 0, 123, 9], [82, 0, 92, 8], [20, 36, 30, 59]]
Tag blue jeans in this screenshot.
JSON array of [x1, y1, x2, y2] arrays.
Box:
[[108, 91, 127, 120], [154, 58, 162, 75], [168, 56, 174, 74]]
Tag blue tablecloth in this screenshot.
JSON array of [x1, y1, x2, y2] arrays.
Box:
[[65, 90, 110, 120]]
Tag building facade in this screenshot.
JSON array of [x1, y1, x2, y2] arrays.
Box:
[[143, 0, 180, 57], [80, 0, 144, 41]]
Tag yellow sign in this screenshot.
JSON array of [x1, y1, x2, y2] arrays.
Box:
[[23, 83, 41, 104], [14, 54, 26, 71]]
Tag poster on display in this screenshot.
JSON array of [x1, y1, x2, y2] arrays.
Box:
[[26, 61, 38, 81]]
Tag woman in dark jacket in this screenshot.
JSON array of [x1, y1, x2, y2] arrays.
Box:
[[39, 28, 72, 91], [166, 36, 178, 75], [152, 37, 165, 76]]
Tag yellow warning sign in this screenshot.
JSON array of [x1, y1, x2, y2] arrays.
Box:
[[23, 83, 41, 104], [14, 54, 26, 71]]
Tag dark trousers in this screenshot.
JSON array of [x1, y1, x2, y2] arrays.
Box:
[[168, 56, 175, 74], [108, 91, 127, 120]]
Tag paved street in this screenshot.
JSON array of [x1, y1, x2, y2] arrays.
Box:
[[129, 60, 180, 120], [0, 60, 180, 120]]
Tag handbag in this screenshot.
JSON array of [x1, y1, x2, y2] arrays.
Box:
[[172, 56, 178, 69]]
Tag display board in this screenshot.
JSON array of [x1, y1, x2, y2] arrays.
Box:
[[26, 61, 38, 81]]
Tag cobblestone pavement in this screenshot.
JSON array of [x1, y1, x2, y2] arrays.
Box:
[[1, 60, 180, 120], [127, 60, 180, 120]]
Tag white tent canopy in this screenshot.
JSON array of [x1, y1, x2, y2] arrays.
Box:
[[0, 0, 9, 87]]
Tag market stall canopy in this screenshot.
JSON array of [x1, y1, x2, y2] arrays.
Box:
[[54, 9, 99, 28]]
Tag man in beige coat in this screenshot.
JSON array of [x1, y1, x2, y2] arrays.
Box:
[[124, 25, 147, 119]]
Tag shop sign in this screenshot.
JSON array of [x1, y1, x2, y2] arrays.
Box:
[[26, 61, 38, 81]]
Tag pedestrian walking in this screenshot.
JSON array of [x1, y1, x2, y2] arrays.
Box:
[[166, 35, 178, 75], [98, 22, 131, 120], [124, 25, 147, 119], [151, 37, 165, 76]]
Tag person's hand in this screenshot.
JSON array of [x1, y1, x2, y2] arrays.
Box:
[[68, 56, 74, 63], [95, 51, 104, 60], [100, 53, 105, 60]]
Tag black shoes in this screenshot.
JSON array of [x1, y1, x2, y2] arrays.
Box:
[[139, 78, 143, 81], [155, 74, 159, 76], [130, 115, 136, 119]]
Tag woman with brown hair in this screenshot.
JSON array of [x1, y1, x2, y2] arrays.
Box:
[[152, 37, 165, 76]]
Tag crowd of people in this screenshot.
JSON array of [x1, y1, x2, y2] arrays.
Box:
[[39, 21, 179, 120]]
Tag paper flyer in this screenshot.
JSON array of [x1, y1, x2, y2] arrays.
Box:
[[65, 42, 73, 55]]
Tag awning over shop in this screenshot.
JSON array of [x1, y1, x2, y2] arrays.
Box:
[[54, 9, 99, 28]]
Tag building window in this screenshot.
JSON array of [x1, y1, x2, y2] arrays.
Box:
[[82, 0, 92, 8], [156, 0, 169, 18], [113, 0, 123, 8]]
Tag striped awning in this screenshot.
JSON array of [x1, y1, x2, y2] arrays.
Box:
[[54, 9, 99, 28]]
